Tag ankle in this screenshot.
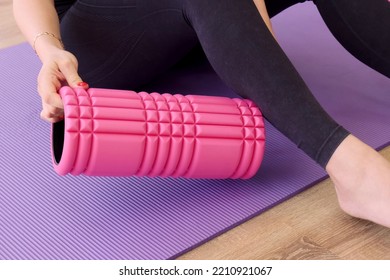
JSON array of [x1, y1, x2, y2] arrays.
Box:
[[325, 135, 367, 182]]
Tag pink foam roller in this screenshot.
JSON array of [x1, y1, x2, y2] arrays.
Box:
[[52, 86, 266, 179]]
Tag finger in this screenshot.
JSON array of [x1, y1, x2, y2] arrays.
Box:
[[41, 106, 63, 119], [38, 71, 64, 109], [42, 103, 64, 117], [40, 110, 64, 123], [57, 58, 86, 88], [40, 90, 64, 110]]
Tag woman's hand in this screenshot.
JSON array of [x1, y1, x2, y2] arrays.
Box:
[[13, 0, 87, 122], [37, 47, 88, 123]]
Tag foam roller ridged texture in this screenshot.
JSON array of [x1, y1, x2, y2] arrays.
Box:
[[52, 87, 265, 179]]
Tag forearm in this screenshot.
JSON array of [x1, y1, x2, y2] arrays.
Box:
[[13, 0, 63, 61], [253, 0, 276, 38]]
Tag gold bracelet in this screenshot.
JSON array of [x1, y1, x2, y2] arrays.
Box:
[[32, 32, 64, 55]]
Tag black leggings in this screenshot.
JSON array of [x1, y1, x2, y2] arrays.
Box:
[[59, 0, 390, 168]]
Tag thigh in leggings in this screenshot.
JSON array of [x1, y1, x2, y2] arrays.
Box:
[[60, 0, 199, 89], [60, 0, 350, 168]]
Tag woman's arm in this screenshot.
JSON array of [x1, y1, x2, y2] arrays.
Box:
[[13, 0, 87, 123], [253, 0, 276, 38], [13, 0, 63, 61]]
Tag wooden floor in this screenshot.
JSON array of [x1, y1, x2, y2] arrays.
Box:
[[2, 0, 390, 260]]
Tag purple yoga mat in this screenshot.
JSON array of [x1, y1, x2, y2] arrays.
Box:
[[0, 3, 389, 260]]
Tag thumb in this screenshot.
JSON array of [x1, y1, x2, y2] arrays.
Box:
[[58, 59, 89, 89], [66, 73, 89, 89]]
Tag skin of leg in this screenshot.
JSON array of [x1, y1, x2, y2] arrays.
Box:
[[326, 135, 390, 227]]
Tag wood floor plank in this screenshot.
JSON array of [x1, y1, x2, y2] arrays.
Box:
[[266, 236, 341, 260]]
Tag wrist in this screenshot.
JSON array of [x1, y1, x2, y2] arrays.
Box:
[[33, 32, 65, 61]]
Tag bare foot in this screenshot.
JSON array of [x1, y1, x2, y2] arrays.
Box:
[[326, 134, 390, 228]]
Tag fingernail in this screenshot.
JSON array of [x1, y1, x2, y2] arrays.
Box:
[[77, 82, 89, 87]]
